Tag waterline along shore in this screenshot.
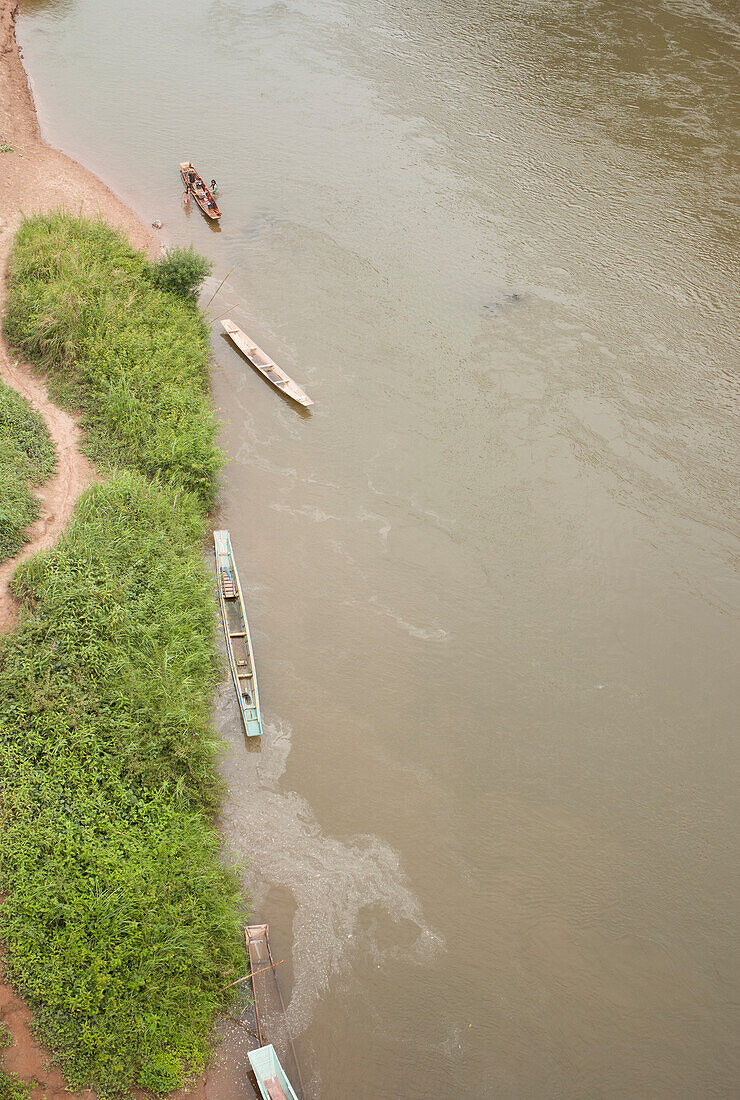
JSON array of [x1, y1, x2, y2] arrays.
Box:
[[0, 5, 248, 1096], [1, 212, 246, 1096]]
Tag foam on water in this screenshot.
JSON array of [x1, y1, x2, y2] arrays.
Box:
[[215, 702, 443, 1036]]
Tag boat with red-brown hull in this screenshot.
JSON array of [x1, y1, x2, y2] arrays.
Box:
[[180, 161, 221, 219]]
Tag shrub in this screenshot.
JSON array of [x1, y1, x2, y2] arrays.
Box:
[[149, 246, 212, 301]]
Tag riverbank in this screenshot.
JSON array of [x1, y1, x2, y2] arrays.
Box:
[[0, 5, 245, 1097], [0, 4, 145, 1091], [1, 212, 246, 1096], [0, 0, 152, 632]]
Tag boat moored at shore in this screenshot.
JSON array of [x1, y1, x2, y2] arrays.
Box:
[[245, 925, 305, 1098], [221, 319, 313, 407], [214, 529, 262, 737], [248, 1044, 300, 1100]]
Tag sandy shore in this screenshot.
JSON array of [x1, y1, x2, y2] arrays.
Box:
[[0, 4, 214, 1096]]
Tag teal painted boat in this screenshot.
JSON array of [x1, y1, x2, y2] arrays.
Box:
[[214, 530, 263, 737], [248, 1044, 300, 1100], [245, 926, 305, 1098]]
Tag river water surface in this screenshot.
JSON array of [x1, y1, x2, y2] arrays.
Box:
[[17, 0, 739, 1096]]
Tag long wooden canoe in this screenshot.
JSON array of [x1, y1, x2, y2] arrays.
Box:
[[248, 1044, 299, 1100], [221, 319, 313, 407], [214, 530, 262, 737], [180, 161, 221, 219], [245, 926, 304, 1099]]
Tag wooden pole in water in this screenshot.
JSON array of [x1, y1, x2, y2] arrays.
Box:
[[206, 267, 234, 308], [223, 959, 285, 989]]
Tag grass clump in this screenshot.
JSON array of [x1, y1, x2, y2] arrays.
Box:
[[3, 212, 221, 508], [0, 214, 245, 1096], [0, 380, 55, 562], [149, 246, 212, 301]]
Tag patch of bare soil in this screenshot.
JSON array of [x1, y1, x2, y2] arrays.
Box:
[[0, 355, 94, 631]]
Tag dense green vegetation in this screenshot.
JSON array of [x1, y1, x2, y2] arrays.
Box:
[[0, 380, 55, 562], [4, 212, 222, 507], [0, 213, 244, 1096], [150, 245, 213, 301]]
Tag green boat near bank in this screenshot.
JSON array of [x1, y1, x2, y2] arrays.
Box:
[[214, 529, 263, 737], [248, 1044, 300, 1100]]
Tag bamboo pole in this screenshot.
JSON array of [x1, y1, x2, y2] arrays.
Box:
[[206, 267, 234, 308], [223, 959, 284, 989]]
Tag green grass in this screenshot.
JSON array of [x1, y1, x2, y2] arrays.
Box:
[[0, 380, 56, 563], [4, 212, 221, 508], [0, 214, 245, 1097]]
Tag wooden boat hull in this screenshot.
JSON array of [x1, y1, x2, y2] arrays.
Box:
[[221, 319, 313, 407], [214, 530, 262, 737], [180, 161, 221, 219], [248, 1044, 300, 1100], [245, 926, 304, 1099]]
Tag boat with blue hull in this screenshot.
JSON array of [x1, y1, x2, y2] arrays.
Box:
[[248, 1044, 300, 1100], [214, 529, 262, 737]]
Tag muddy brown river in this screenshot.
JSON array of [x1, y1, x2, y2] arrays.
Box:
[[18, 0, 739, 1095]]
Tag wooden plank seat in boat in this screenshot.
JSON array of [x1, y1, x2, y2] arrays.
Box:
[[265, 1077, 288, 1100]]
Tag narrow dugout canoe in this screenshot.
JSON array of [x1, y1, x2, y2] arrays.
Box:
[[248, 1044, 300, 1100], [221, 319, 313, 407], [180, 161, 221, 219], [245, 926, 304, 1099], [214, 530, 262, 737]]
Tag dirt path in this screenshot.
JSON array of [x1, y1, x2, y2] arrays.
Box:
[[0, 356, 94, 631]]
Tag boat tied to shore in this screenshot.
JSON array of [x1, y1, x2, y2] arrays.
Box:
[[220, 319, 314, 407], [248, 1044, 300, 1100], [214, 530, 262, 737], [180, 161, 221, 219], [245, 925, 305, 1099]]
